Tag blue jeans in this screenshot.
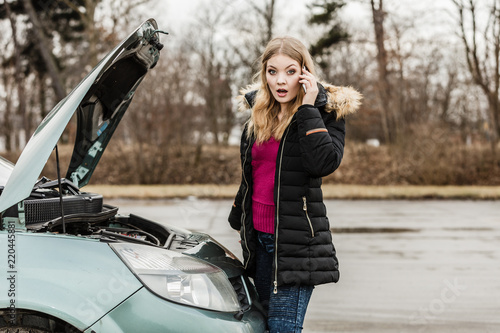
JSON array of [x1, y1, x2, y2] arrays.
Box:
[[254, 231, 314, 333]]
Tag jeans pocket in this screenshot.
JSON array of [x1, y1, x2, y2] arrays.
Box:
[[258, 231, 275, 254]]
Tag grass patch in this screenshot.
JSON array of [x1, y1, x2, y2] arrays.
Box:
[[82, 184, 500, 200]]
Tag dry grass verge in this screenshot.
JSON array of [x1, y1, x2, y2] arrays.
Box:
[[83, 184, 500, 200]]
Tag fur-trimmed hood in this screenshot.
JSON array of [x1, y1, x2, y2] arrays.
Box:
[[237, 82, 362, 119]]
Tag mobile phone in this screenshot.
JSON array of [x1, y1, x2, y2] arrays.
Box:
[[302, 66, 307, 93]]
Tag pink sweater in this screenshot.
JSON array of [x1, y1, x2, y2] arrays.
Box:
[[251, 137, 280, 234]]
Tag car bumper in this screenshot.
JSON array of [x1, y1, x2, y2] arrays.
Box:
[[84, 287, 266, 333]]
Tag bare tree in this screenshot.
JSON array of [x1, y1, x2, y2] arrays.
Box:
[[58, 0, 100, 67], [59, 0, 151, 67], [1, 62, 15, 151], [227, 0, 279, 82], [4, 1, 28, 144], [22, 0, 66, 102], [106, 0, 151, 41], [452, 0, 500, 151], [250, 0, 276, 46], [187, 3, 237, 148], [370, 0, 393, 143]]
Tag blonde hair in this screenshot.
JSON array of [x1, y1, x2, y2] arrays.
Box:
[[247, 36, 317, 144]]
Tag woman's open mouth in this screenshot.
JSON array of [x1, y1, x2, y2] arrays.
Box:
[[277, 89, 288, 97]]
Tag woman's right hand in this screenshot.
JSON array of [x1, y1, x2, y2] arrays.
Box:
[[300, 67, 319, 105]]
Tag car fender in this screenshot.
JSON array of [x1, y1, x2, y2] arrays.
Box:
[[0, 232, 142, 330], [84, 288, 266, 333]]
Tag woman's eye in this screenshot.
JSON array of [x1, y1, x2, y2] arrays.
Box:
[[268, 69, 276, 75], [287, 70, 296, 75]]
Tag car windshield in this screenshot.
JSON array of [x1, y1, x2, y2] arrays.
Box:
[[0, 156, 14, 187]]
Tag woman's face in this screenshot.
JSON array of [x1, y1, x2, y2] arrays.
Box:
[[265, 54, 301, 110]]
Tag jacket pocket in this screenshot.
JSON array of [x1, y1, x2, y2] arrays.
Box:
[[302, 196, 315, 237]]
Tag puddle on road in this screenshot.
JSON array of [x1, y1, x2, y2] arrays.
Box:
[[443, 227, 494, 231], [331, 227, 419, 233], [332, 227, 497, 234]]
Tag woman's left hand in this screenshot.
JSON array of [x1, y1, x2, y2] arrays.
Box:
[[299, 68, 319, 106]]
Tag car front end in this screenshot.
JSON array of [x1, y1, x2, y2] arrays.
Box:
[[0, 18, 266, 332]]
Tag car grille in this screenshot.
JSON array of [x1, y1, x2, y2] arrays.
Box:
[[24, 193, 103, 225], [230, 276, 251, 311]]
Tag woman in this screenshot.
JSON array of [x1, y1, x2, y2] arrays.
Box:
[[228, 36, 361, 332]]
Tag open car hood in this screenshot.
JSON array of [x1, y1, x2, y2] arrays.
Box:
[[0, 19, 164, 213], [0, 157, 14, 187]]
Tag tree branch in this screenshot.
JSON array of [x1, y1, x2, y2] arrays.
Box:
[[22, 0, 66, 101]]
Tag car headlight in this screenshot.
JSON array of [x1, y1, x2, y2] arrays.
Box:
[[110, 243, 240, 312]]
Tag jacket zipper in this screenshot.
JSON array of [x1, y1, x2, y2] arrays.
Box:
[[273, 125, 292, 294], [302, 196, 315, 237], [241, 141, 252, 270]]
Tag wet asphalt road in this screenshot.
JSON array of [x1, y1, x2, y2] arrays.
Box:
[[109, 199, 500, 333]]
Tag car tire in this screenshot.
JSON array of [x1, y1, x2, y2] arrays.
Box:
[[0, 328, 50, 333], [0, 310, 80, 333]]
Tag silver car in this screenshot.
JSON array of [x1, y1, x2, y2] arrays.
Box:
[[0, 19, 265, 333]]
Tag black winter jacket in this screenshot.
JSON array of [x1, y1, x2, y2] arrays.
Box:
[[228, 82, 361, 291]]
